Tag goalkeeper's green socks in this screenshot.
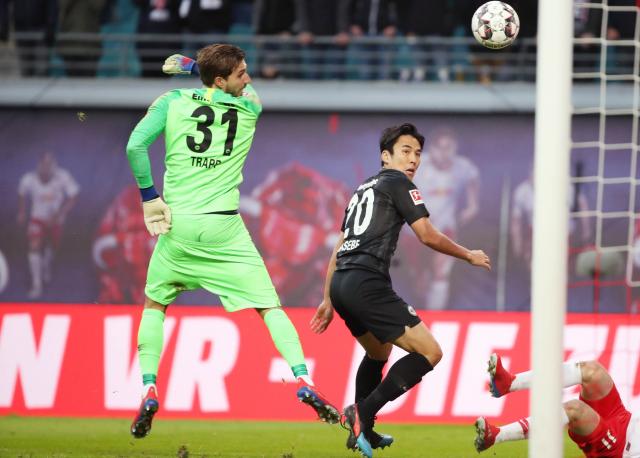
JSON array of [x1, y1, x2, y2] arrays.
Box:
[[137, 308, 165, 386], [262, 307, 311, 382], [138, 307, 311, 386]]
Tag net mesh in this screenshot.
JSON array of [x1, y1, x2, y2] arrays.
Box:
[[569, 1, 640, 314], [563, 1, 640, 411]]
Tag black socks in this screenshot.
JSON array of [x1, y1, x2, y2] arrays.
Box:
[[358, 352, 433, 427], [355, 354, 387, 402]]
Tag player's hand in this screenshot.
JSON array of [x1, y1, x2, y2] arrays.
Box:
[[162, 54, 195, 75], [310, 299, 334, 334], [468, 249, 491, 270], [143, 197, 172, 236]]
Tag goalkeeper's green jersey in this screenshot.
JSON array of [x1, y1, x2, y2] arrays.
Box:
[[126, 84, 262, 214]]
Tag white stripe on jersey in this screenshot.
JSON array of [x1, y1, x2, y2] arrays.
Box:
[[624, 414, 640, 458]]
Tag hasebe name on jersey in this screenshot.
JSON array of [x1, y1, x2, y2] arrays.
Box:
[[339, 239, 360, 252]]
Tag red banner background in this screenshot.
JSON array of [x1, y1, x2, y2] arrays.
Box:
[[1, 304, 639, 424]]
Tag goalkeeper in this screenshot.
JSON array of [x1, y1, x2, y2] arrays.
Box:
[[127, 44, 340, 439]]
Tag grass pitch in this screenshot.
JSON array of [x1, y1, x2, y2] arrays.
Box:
[[0, 416, 582, 457]]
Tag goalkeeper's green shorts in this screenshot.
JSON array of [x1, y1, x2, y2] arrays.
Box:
[[145, 213, 280, 311]]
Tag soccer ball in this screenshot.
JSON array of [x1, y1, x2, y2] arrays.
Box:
[[471, 1, 520, 49]]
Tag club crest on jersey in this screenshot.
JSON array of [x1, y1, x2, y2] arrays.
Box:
[[409, 189, 424, 205]]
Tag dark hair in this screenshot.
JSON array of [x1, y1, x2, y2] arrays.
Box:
[[197, 44, 245, 87], [379, 123, 425, 166]]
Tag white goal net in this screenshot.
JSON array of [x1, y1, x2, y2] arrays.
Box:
[[571, 2, 639, 312], [531, 2, 638, 457]]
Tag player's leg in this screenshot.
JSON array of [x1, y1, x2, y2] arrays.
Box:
[[474, 407, 570, 452], [578, 360, 614, 402], [426, 251, 454, 310], [255, 306, 318, 389], [566, 394, 630, 456], [256, 307, 310, 381], [255, 306, 340, 424], [487, 352, 582, 398], [138, 297, 167, 390], [477, 361, 624, 454], [43, 222, 62, 285], [568, 362, 630, 456], [333, 270, 434, 457], [181, 214, 309, 378], [352, 332, 394, 450], [138, 234, 187, 394], [565, 399, 602, 436], [475, 399, 601, 453], [474, 415, 528, 452], [354, 332, 391, 404], [26, 220, 44, 298], [130, 296, 167, 438], [355, 322, 441, 438], [192, 214, 340, 422], [42, 245, 53, 284], [343, 323, 437, 458], [329, 270, 384, 457], [131, 234, 186, 438]]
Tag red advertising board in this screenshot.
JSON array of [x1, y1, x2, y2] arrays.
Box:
[[1, 304, 640, 424]]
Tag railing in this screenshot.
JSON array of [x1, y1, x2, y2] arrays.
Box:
[[0, 33, 564, 81], [1, 32, 624, 82]]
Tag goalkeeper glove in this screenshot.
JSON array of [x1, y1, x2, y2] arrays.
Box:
[[143, 197, 172, 236], [162, 54, 198, 75]]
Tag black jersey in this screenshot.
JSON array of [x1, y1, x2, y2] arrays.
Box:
[[336, 168, 429, 278]]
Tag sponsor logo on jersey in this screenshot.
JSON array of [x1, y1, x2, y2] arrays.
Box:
[[338, 239, 360, 252], [407, 305, 417, 316], [192, 92, 208, 103], [409, 189, 424, 205]]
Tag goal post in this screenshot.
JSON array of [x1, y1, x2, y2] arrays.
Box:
[[530, 0, 574, 456], [531, 1, 639, 456]]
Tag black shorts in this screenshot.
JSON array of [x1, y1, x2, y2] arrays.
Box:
[[330, 268, 421, 343]]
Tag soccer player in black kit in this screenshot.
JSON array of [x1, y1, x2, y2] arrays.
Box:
[[310, 123, 491, 458]]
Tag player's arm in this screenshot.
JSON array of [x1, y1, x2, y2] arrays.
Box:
[[56, 171, 79, 224], [162, 54, 200, 76], [17, 175, 29, 225], [17, 194, 27, 225], [411, 217, 490, 270], [57, 195, 77, 224], [390, 176, 490, 269], [458, 159, 480, 226], [126, 91, 176, 236], [310, 231, 344, 334], [459, 176, 479, 226]]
